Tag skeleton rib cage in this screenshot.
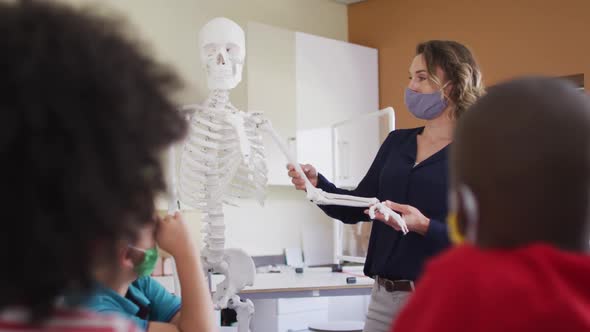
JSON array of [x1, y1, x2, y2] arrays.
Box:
[[177, 102, 268, 263]]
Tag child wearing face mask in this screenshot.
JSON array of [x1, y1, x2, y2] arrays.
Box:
[[391, 77, 590, 332], [80, 212, 213, 332]]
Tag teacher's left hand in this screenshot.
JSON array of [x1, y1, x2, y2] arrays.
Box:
[[365, 200, 430, 235]]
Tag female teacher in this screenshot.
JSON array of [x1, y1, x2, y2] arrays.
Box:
[[288, 40, 485, 332]]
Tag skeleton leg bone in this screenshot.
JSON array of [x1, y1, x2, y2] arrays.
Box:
[[229, 295, 254, 332]]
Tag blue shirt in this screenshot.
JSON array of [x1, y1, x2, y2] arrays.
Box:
[[317, 127, 450, 280], [83, 276, 181, 330]]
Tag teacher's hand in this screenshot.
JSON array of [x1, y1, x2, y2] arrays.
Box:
[[287, 163, 318, 191], [365, 200, 430, 235]]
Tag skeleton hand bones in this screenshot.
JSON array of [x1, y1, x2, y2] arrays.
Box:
[[284, 162, 409, 234]]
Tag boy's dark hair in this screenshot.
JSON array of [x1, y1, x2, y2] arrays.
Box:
[[452, 77, 590, 251], [0, 0, 187, 319]]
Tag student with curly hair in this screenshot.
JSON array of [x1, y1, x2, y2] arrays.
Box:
[[0, 1, 214, 331]]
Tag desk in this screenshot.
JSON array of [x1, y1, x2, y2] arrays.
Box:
[[243, 268, 372, 332], [156, 267, 373, 298], [237, 268, 373, 300], [155, 268, 372, 332]]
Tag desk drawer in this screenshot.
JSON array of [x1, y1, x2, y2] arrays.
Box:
[[277, 298, 329, 314], [278, 310, 328, 332]]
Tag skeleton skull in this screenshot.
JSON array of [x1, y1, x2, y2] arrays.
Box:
[[198, 17, 245, 91]]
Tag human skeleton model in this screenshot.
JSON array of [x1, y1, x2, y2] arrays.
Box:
[[167, 17, 408, 332]]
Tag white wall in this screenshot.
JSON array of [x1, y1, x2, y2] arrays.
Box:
[[63, 0, 347, 108], [61, 0, 348, 257]]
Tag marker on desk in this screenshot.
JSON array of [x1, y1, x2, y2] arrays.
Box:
[[331, 264, 343, 272], [346, 276, 357, 284]]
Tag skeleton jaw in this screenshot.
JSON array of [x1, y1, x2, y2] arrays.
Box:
[[205, 63, 242, 90]]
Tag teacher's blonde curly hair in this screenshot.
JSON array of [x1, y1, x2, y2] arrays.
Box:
[[417, 40, 485, 119]]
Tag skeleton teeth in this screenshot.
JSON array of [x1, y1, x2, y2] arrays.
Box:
[[209, 68, 234, 80]]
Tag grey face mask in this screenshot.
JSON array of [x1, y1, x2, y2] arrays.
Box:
[[404, 86, 449, 120]]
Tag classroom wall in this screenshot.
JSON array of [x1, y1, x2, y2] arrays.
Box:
[[60, 0, 348, 256], [348, 0, 590, 129]]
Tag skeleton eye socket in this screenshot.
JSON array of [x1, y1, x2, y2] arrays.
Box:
[[225, 43, 240, 57], [204, 43, 217, 57]]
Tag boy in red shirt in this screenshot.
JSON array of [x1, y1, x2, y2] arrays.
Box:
[[392, 77, 590, 332]]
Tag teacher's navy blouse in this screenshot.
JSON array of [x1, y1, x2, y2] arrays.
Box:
[[317, 127, 450, 281]]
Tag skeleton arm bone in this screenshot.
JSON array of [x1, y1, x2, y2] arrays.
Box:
[[225, 112, 252, 165], [315, 191, 408, 234], [313, 191, 378, 206], [253, 117, 316, 194], [256, 117, 408, 234], [167, 145, 180, 216], [167, 104, 203, 216]]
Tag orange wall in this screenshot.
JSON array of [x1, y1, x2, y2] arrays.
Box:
[[349, 0, 590, 129]]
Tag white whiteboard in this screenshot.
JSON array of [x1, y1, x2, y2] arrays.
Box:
[[293, 32, 383, 264], [295, 32, 379, 131], [294, 31, 379, 185]]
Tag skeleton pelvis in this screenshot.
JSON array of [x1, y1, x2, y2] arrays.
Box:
[[209, 248, 256, 308], [219, 248, 255, 285]]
